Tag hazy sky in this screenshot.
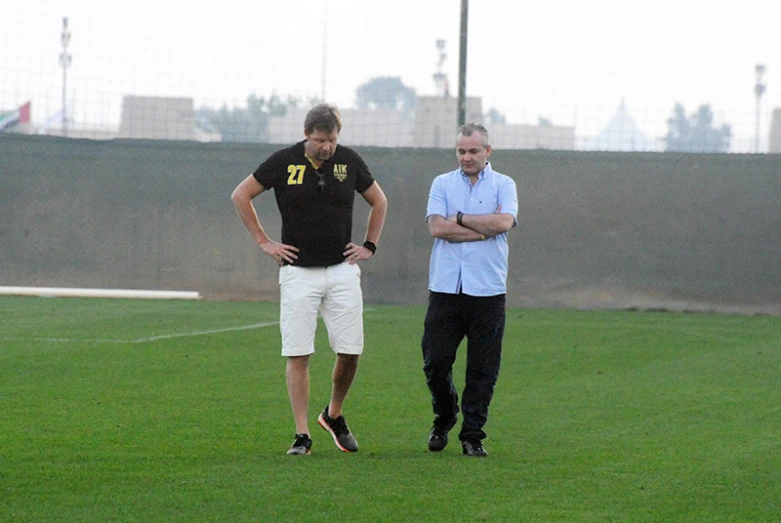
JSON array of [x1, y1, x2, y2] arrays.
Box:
[[2, 0, 779, 150]]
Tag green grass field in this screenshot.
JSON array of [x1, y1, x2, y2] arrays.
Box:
[[2, 296, 780, 522]]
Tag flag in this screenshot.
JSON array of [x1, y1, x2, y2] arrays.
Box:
[[0, 101, 32, 132], [42, 110, 64, 129]]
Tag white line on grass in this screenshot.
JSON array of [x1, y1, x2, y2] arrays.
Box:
[[0, 322, 278, 345], [0, 337, 128, 344], [131, 322, 278, 343]]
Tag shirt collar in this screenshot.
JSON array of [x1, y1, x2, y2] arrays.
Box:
[[297, 140, 332, 170], [459, 161, 492, 180]]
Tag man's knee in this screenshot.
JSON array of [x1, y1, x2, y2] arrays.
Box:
[[286, 354, 310, 372], [336, 353, 360, 368]]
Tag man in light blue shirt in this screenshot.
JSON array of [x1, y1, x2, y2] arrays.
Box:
[[422, 123, 518, 457]]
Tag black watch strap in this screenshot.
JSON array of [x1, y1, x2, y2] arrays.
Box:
[[362, 240, 377, 255]]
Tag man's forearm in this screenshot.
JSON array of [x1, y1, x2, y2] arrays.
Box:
[[428, 215, 486, 243], [454, 212, 515, 237], [365, 201, 387, 244], [234, 199, 270, 246]]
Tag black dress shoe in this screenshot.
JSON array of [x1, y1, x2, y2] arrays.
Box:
[[427, 416, 457, 452], [461, 440, 488, 457]]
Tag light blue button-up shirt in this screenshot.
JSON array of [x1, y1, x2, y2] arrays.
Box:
[[426, 162, 518, 296]]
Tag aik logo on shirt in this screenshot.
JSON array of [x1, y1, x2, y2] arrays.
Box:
[[333, 164, 347, 182]]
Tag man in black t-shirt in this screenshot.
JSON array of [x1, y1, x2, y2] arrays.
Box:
[[231, 104, 387, 456]]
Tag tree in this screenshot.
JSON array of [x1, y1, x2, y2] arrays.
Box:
[[355, 76, 416, 119], [664, 103, 731, 152], [484, 108, 506, 125], [197, 93, 314, 143]]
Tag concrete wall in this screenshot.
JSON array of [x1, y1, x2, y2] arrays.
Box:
[[1, 134, 779, 314], [769, 108, 781, 153]]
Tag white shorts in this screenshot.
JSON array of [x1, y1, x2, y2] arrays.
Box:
[[278, 262, 364, 357]]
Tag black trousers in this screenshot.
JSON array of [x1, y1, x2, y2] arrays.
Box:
[[421, 291, 506, 442]]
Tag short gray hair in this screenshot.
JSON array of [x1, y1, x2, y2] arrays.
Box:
[[456, 122, 490, 146]]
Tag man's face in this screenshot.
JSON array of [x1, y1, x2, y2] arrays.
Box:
[[456, 133, 491, 176], [304, 129, 339, 161]]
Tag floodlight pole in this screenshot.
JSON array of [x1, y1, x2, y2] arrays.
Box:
[[59, 17, 72, 137], [754, 64, 766, 153], [321, 1, 327, 102], [457, 0, 468, 127]]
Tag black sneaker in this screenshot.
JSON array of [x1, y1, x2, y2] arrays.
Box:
[[286, 433, 312, 455], [428, 416, 457, 452], [317, 406, 358, 452], [461, 440, 488, 457]]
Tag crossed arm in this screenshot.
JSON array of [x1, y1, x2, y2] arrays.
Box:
[[427, 208, 515, 243]]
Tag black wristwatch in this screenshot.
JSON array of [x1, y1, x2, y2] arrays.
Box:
[[362, 240, 377, 255]]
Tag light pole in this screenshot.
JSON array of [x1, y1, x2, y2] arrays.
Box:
[[321, 1, 327, 102], [754, 64, 766, 153], [457, 0, 468, 127], [59, 17, 72, 137]]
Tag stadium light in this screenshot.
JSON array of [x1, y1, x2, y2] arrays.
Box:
[[59, 17, 72, 137], [754, 64, 766, 153], [433, 39, 449, 97]]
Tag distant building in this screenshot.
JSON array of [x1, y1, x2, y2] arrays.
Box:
[[268, 96, 483, 149], [268, 108, 413, 147], [583, 100, 660, 151], [118, 95, 220, 142], [769, 108, 781, 153], [490, 120, 575, 150], [268, 96, 483, 148], [267, 95, 574, 150], [412, 95, 483, 148], [18, 94, 571, 149]]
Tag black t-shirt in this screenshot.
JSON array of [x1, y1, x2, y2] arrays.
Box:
[[252, 141, 375, 267]]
